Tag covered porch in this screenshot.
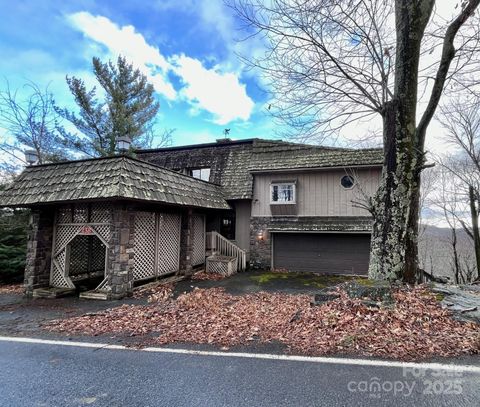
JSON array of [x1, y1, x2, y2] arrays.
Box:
[[0, 156, 232, 299]]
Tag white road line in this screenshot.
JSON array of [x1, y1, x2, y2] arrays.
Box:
[[0, 335, 479, 373]]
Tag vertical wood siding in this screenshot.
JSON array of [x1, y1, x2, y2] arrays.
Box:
[[234, 200, 252, 255], [251, 168, 381, 217]]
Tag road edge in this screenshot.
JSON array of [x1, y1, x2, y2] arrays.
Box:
[[1, 335, 479, 373]]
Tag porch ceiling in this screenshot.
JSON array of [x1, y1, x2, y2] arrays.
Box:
[[0, 156, 230, 210]]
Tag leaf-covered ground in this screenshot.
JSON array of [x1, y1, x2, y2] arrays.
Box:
[[44, 285, 480, 360], [0, 283, 24, 294], [190, 271, 227, 281]]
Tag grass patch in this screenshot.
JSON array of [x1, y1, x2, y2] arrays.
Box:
[[352, 277, 377, 286], [250, 272, 291, 284], [250, 271, 361, 288]]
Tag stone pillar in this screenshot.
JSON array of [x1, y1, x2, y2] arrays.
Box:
[[107, 204, 134, 299], [249, 217, 272, 269], [179, 208, 194, 276], [24, 207, 55, 297]]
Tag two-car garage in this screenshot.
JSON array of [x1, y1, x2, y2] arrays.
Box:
[[272, 232, 371, 275]]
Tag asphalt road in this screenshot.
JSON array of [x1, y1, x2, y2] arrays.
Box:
[[1, 339, 479, 407]]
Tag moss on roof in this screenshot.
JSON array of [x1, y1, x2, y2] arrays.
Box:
[[250, 140, 383, 171], [1, 139, 384, 208]]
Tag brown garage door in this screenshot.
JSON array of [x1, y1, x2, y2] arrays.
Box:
[[273, 233, 371, 275]]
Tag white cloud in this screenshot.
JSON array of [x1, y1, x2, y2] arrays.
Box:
[[67, 11, 176, 100], [66, 11, 255, 124], [172, 55, 254, 125]]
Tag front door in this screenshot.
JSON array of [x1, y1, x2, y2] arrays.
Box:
[[220, 215, 236, 240]]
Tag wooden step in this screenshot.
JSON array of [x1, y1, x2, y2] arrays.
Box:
[[32, 287, 76, 299], [79, 290, 109, 300]]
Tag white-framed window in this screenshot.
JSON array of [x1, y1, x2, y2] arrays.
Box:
[[191, 168, 211, 182], [270, 182, 296, 204]]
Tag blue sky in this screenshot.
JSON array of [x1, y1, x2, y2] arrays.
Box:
[[0, 0, 274, 148]]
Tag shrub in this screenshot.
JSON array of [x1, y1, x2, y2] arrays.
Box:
[[0, 209, 29, 283]]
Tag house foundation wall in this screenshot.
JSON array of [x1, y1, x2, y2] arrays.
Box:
[[107, 204, 135, 299], [24, 208, 55, 297], [250, 217, 273, 269]]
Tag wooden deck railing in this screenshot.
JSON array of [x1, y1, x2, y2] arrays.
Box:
[[206, 231, 247, 271]]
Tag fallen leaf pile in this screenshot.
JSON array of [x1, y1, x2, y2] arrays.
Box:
[[133, 283, 174, 303], [147, 284, 174, 303], [44, 285, 480, 360], [0, 283, 24, 294], [191, 271, 226, 281]]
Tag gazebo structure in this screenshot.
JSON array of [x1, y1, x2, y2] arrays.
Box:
[[0, 156, 230, 299]]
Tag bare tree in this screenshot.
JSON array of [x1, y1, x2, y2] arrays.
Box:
[[427, 166, 469, 283], [438, 95, 480, 279], [137, 127, 175, 150], [230, 0, 480, 282], [0, 81, 67, 166]]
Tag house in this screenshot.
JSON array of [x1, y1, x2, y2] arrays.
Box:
[[0, 138, 383, 299]]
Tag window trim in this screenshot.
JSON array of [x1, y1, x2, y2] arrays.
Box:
[[340, 175, 355, 189], [190, 167, 211, 182], [270, 181, 297, 205]]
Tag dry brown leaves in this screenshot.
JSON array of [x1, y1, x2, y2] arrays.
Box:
[[0, 283, 24, 294], [191, 271, 226, 281], [45, 285, 480, 360], [133, 283, 174, 303]]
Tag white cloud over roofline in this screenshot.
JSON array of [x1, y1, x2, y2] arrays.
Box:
[[66, 11, 255, 124], [172, 54, 254, 125]]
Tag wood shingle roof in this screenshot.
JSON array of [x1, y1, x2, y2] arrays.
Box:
[[218, 139, 383, 200], [0, 156, 230, 209]]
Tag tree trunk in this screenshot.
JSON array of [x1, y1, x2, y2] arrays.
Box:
[[368, 0, 434, 283], [451, 227, 461, 284], [469, 185, 480, 279], [368, 101, 422, 283]]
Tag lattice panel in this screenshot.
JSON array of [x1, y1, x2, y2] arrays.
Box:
[[67, 235, 106, 280], [133, 211, 157, 281], [57, 205, 72, 223], [90, 203, 112, 223], [192, 215, 205, 266], [207, 261, 227, 275], [73, 204, 89, 223], [205, 258, 236, 276], [157, 214, 181, 275], [92, 224, 111, 245], [90, 236, 106, 272], [50, 203, 113, 290], [50, 249, 74, 288], [68, 236, 90, 277], [54, 225, 83, 254]]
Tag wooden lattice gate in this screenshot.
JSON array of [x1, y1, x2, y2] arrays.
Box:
[[192, 214, 206, 267], [50, 203, 112, 290], [133, 212, 181, 281]]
